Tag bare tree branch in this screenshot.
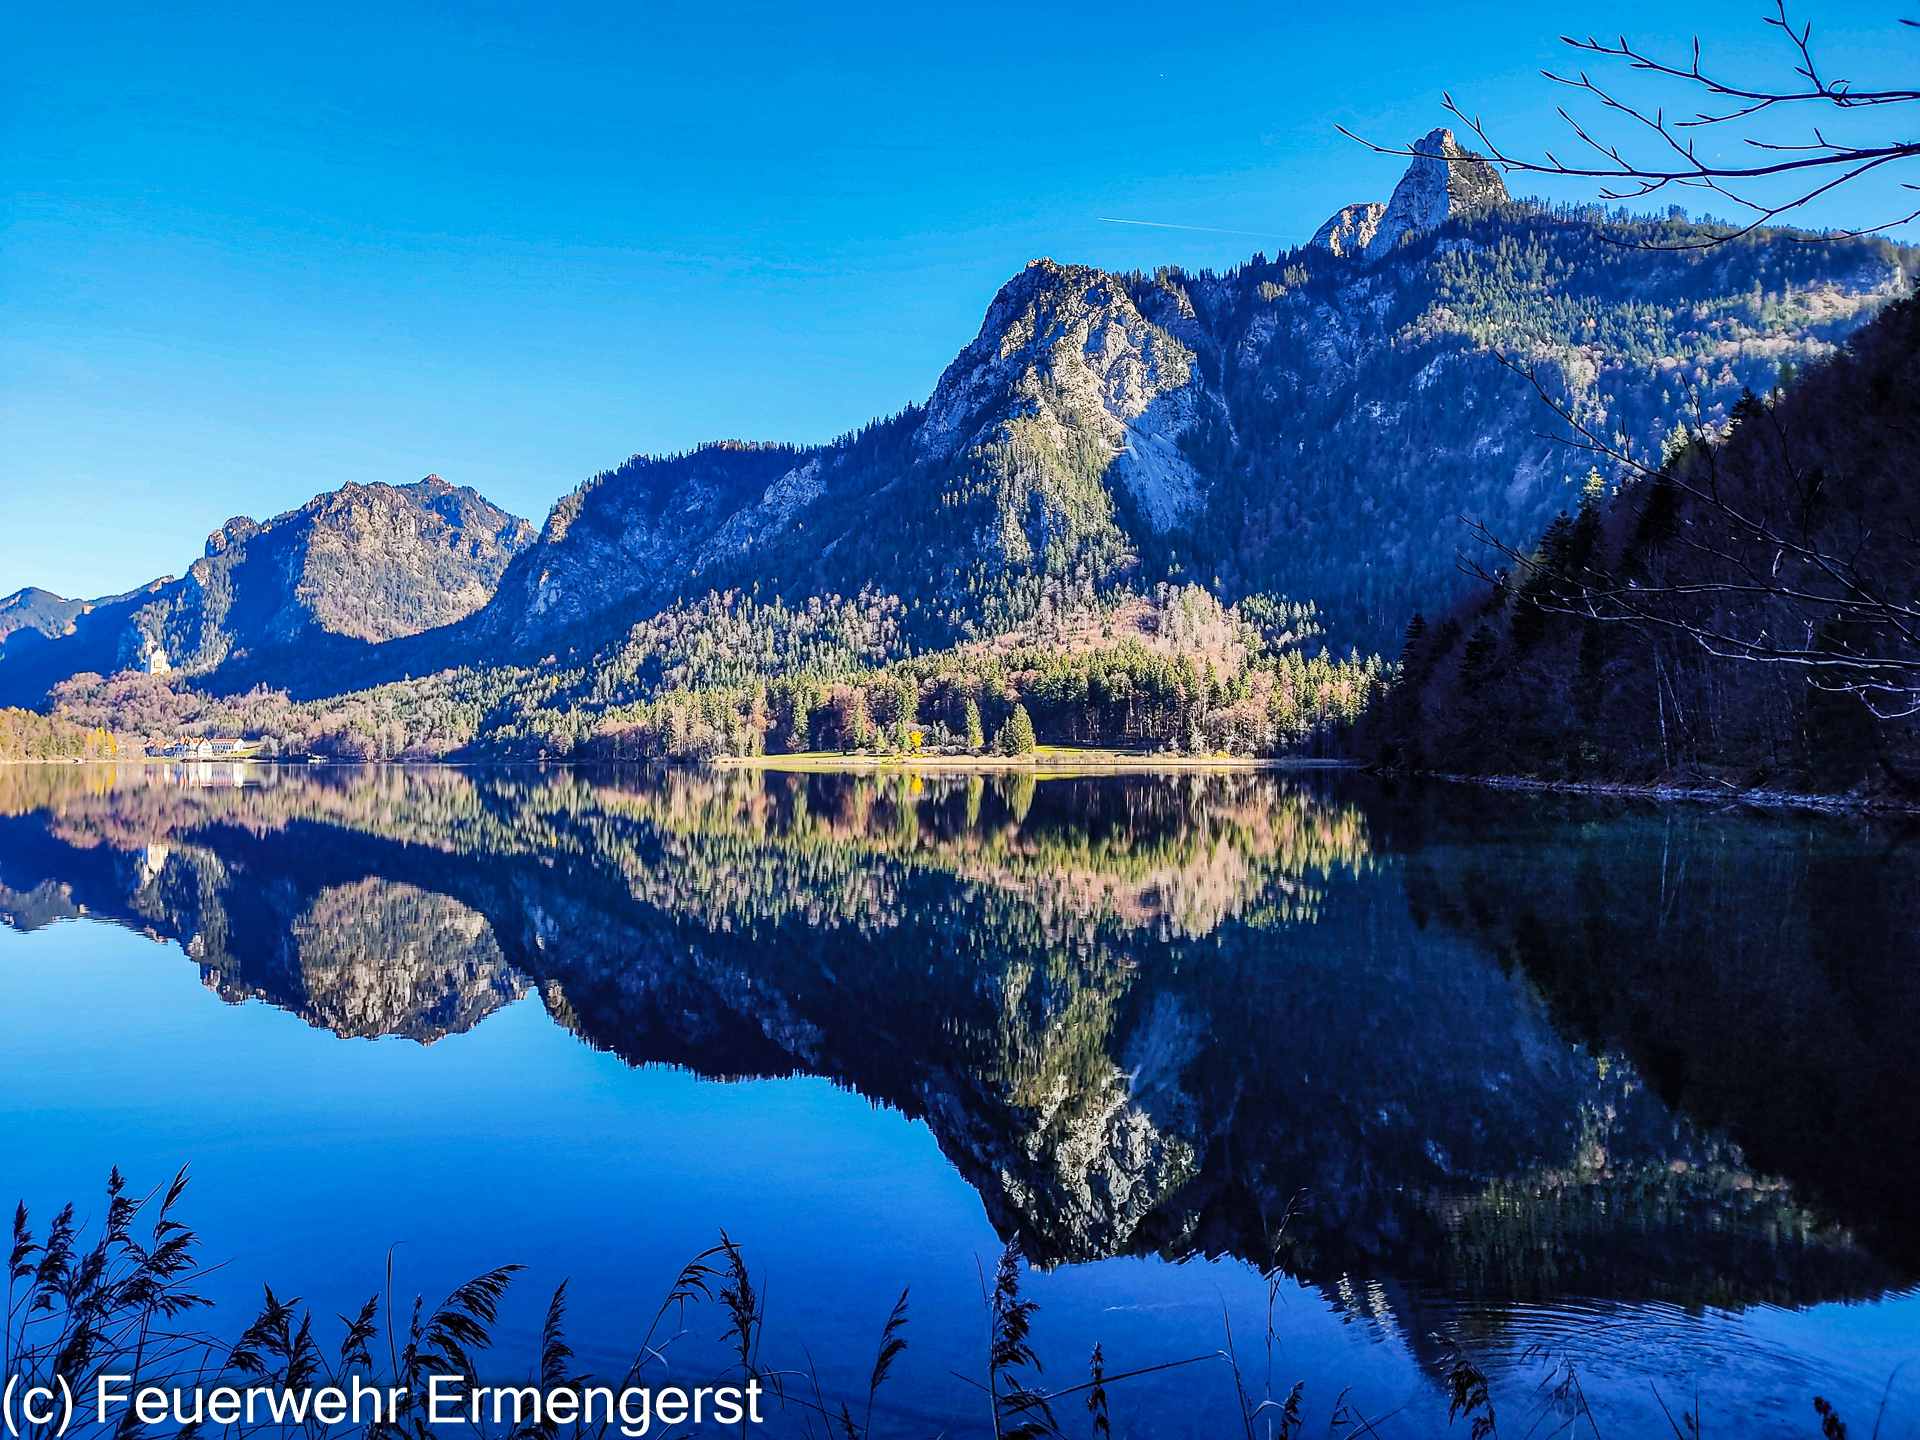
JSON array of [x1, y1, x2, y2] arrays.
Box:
[[1341, 1, 1920, 248], [1457, 347, 1920, 715]]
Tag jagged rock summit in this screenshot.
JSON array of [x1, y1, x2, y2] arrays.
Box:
[[917, 257, 1208, 532], [1312, 127, 1509, 259]]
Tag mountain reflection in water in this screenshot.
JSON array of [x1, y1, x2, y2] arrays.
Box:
[[1, 762, 1914, 1330]]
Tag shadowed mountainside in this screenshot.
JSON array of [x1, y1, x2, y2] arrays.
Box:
[[1374, 295, 1920, 799]]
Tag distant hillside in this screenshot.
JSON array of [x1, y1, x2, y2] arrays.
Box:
[[44, 584, 1383, 762], [1373, 295, 1920, 800], [0, 476, 534, 707], [0, 587, 89, 646]]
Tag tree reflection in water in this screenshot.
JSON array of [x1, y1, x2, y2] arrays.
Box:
[[1, 763, 1913, 1339]]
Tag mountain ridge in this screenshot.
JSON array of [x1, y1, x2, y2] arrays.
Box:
[[447, 198, 1910, 672], [4, 142, 1916, 719], [0, 476, 534, 707]]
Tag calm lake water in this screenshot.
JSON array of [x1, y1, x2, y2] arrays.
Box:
[[2, 763, 1916, 1437]]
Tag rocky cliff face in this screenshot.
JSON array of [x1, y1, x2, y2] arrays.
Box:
[[1310, 202, 1386, 258], [917, 259, 1209, 534], [1310, 126, 1510, 259], [268, 475, 536, 642], [0, 476, 534, 704]]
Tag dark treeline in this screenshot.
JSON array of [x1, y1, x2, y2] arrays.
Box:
[[1372, 295, 1920, 799]]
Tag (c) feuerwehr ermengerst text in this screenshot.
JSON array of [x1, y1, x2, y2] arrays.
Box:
[[3, 1374, 766, 1434]]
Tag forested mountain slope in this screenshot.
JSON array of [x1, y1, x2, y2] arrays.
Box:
[[0, 477, 534, 707], [36, 583, 1383, 761], [1373, 295, 1920, 799], [0, 587, 90, 647]]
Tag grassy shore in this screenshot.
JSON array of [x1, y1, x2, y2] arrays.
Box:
[[712, 745, 1361, 775]]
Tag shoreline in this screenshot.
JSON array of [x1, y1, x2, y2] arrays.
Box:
[[708, 751, 1361, 775], [0, 757, 289, 766], [1420, 769, 1920, 815], [0, 754, 1361, 774], [6, 755, 1909, 815]]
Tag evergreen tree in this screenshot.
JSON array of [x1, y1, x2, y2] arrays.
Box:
[[1396, 614, 1429, 671], [963, 696, 985, 752], [787, 684, 816, 753], [998, 703, 1036, 755], [849, 687, 873, 749], [1458, 623, 1500, 691]]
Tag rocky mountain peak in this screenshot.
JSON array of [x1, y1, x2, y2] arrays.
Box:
[[269, 480, 538, 642], [1312, 126, 1509, 260], [1311, 202, 1387, 258], [919, 257, 1121, 450], [916, 255, 1207, 535], [0, 475, 539, 704], [206, 515, 262, 557]]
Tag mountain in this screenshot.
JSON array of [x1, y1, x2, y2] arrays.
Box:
[[464, 258, 1214, 659], [449, 144, 1911, 670], [1310, 126, 1509, 258], [0, 476, 534, 707], [1375, 293, 1920, 798], [0, 587, 90, 646], [7, 139, 1914, 721]]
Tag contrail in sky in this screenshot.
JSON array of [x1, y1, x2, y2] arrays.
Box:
[[1097, 218, 1292, 239]]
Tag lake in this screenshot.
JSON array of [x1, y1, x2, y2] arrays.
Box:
[[1, 763, 1915, 1437]]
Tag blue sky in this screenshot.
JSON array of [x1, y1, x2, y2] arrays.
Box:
[[4, 0, 1915, 598]]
